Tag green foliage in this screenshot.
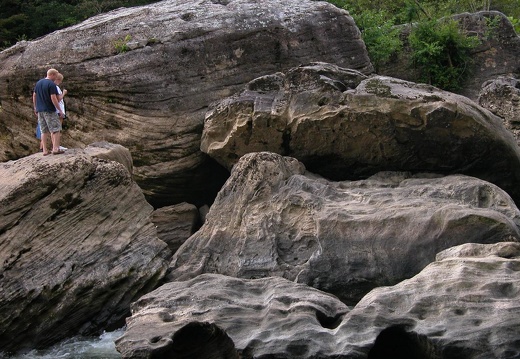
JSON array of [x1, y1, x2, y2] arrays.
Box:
[[507, 16, 520, 33], [409, 19, 480, 91], [484, 14, 502, 39], [352, 10, 403, 72], [340, 0, 520, 24], [0, 0, 161, 49], [337, 0, 503, 91], [114, 34, 132, 53]]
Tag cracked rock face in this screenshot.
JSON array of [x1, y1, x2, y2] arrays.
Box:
[[0, 0, 372, 207], [117, 242, 520, 359], [201, 63, 520, 204], [0, 145, 170, 352], [168, 152, 520, 305]]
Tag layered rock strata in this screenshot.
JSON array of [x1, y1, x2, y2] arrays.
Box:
[[0, 0, 373, 207], [0, 146, 170, 352], [151, 202, 200, 254]]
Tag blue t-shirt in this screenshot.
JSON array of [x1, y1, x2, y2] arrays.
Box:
[[34, 78, 58, 112]]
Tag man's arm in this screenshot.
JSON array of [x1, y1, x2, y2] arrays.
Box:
[[32, 91, 37, 114]]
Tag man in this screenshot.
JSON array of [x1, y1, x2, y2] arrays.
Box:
[[33, 68, 65, 155]]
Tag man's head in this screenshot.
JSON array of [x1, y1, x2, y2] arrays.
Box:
[[46, 68, 59, 80]]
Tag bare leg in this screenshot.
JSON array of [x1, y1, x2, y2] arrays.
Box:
[[41, 132, 50, 154], [51, 131, 61, 152]]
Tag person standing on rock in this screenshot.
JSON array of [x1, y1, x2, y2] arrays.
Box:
[[54, 73, 68, 151], [32, 68, 65, 155]]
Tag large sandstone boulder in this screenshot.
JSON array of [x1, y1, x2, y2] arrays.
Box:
[[168, 152, 520, 304], [344, 241, 520, 359], [0, 147, 170, 353], [378, 11, 520, 101], [0, 0, 373, 207], [115, 273, 348, 358], [202, 63, 520, 204], [117, 242, 520, 358], [478, 76, 520, 144]]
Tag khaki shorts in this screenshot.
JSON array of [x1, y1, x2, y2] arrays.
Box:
[[38, 112, 62, 133]]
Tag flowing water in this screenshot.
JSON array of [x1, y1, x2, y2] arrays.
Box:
[[2, 329, 123, 359]]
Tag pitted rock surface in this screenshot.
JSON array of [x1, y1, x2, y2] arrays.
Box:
[[115, 273, 349, 359], [0, 0, 372, 207], [117, 242, 520, 358], [168, 152, 520, 304], [202, 63, 520, 203], [343, 241, 520, 359], [0, 148, 170, 352], [478, 76, 520, 144]]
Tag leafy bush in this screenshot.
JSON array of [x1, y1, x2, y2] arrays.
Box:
[[409, 18, 480, 91], [507, 16, 520, 33], [352, 10, 403, 72]]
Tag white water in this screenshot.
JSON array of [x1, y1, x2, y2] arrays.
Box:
[[3, 329, 123, 359]]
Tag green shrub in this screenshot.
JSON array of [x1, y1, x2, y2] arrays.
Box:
[[507, 16, 520, 33], [409, 18, 479, 91], [353, 10, 403, 72]]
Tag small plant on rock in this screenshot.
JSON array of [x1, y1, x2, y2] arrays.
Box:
[[113, 34, 132, 53]]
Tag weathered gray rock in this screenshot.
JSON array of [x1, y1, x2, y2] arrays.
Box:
[[378, 11, 520, 101], [0, 0, 373, 207], [151, 202, 199, 254], [168, 152, 520, 304], [83, 141, 134, 174], [115, 273, 349, 359], [117, 242, 520, 359], [202, 63, 520, 204], [0, 147, 170, 352], [478, 76, 520, 144], [342, 241, 520, 359]]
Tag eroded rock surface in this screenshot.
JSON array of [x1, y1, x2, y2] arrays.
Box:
[[202, 63, 520, 203], [343, 241, 520, 359], [168, 152, 520, 304], [115, 273, 349, 359], [83, 141, 134, 174], [0, 0, 372, 207], [0, 147, 170, 352], [117, 242, 520, 359], [478, 76, 520, 144]]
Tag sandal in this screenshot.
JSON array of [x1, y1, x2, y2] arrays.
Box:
[[43, 152, 51, 156], [52, 149, 65, 155]]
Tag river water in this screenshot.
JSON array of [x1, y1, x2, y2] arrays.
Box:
[[2, 329, 123, 359]]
